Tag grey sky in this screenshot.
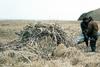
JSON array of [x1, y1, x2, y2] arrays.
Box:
[[0, 0, 100, 20]]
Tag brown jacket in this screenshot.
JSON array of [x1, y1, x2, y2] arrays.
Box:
[[88, 21, 98, 36]]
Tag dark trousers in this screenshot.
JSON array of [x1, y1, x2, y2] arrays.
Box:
[[89, 35, 98, 52]]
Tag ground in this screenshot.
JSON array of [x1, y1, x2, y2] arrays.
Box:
[[0, 20, 100, 67]]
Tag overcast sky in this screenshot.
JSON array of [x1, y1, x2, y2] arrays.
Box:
[[0, 0, 100, 20]]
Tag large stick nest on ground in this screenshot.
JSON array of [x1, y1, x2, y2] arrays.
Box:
[[16, 23, 73, 47], [15, 23, 74, 59], [0, 23, 74, 59]]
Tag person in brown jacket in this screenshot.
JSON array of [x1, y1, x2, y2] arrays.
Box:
[[81, 16, 98, 52]]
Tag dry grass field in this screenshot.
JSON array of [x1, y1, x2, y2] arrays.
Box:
[[0, 20, 100, 67]]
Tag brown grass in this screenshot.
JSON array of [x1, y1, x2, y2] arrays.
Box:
[[0, 20, 100, 67]]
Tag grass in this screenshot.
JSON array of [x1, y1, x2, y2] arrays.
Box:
[[0, 21, 33, 43], [0, 20, 100, 67]]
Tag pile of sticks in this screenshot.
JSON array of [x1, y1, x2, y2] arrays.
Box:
[[16, 23, 71, 47], [15, 23, 74, 59]]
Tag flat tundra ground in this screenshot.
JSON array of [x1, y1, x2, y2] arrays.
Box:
[[0, 20, 100, 67]]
